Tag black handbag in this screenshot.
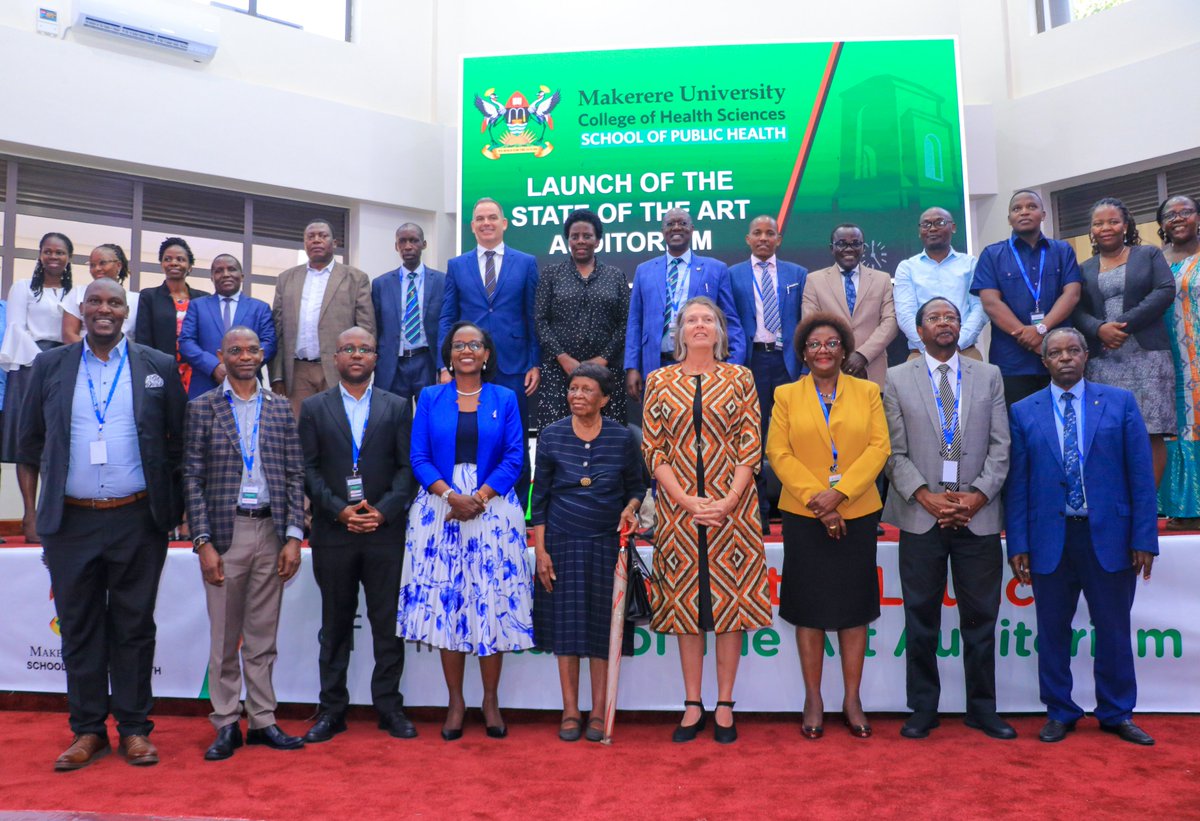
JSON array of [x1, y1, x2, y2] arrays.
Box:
[[624, 533, 653, 624]]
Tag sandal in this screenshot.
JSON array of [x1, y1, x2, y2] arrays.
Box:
[[558, 715, 583, 742]]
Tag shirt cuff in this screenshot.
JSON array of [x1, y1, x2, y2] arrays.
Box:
[[286, 526, 305, 542]]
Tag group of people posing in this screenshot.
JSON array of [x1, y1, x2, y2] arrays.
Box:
[[6, 186, 1190, 771]]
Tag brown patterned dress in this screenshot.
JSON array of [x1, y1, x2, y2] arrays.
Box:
[[642, 361, 772, 634]]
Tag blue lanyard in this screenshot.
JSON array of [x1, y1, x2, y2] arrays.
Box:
[[668, 256, 689, 314], [82, 344, 127, 437], [926, 365, 962, 450], [226, 391, 262, 475], [1008, 238, 1047, 311], [347, 395, 371, 474], [751, 263, 772, 300], [817, 384, 838, 471]]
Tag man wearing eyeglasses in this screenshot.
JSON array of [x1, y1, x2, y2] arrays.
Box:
[[297, 327, 417, 743], [801, 223, 897, 387], [893, 208, 986, 362], [185, 327, 307, 760]]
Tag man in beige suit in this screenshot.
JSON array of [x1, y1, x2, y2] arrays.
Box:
[[801, 223, 898, 387], [270, 219, 376, 415]]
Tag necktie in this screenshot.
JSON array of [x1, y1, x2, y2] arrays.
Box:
[[222, 297, 232, 331], [665, 257, 682, 334], [1062, 391, 1085, 510], [842, 269, 857, 315], [937, 363, 962, 471], [403, 271, 421, 345], [758, 261, 781, 336], [484, 250, 497, 299]]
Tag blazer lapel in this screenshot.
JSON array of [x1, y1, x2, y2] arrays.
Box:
[[393, 270, 411, 330], [232, 293, 252, 327], [58, 344, 84, 443], [206, 297, 226, 340], [358, 388, 385, 452], [328, 387, 354, 445], [320, 264, 348, 320], [127, 342, 146, 430], [286, 269, 304, 334], [1082, 383, 1102, 463], [804, 378, 835, 467], [957, 358, 975, 433], [912, 358, 943, 439], [213, 388, 243, 453], [1032, 392, 1065, 472], [829, 268, 852, 318], [689, 261, 710, 299]]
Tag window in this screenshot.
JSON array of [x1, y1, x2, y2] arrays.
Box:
[[923, 134, 944, 182], [1035, 0, 1131, 33], [209, 0, 352, 41]]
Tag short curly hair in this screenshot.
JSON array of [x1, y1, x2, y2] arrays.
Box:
[[793, 311, 856, 362], [441, 321, 497, 381]]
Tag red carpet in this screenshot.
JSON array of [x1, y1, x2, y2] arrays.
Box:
[[1, 709, 1196, 820]]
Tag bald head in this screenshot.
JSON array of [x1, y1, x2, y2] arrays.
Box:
[[80, 278, 128, 345], [220, 326, 264, 383]]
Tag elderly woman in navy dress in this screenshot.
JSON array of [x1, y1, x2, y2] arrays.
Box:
[[398, 322, 533, 741], [531, 363, 644, 742]]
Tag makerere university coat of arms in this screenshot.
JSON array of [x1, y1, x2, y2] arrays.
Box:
[[473, 85, 560, 159]]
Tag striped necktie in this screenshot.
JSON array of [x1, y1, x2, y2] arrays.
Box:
[[403, 270, 421, 345], [758, 260, 780, 336], [484, 250, 497, 299], [664, 257, 682, 334]]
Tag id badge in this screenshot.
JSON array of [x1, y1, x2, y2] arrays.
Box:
[[239, 485, 260, 507], [1029, 311, 1045, 324], [346, 474, 365, 503], [89, 439, 108, 465], [941, 460, 959, 485], [774, 334, 784, 351], [829, 473, 842, 488]]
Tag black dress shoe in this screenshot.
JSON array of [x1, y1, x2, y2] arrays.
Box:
[[1038, 718, 1077, 743], [900, 711, 940, 739], [672, 700, 707, 743], [1100, 719, 1155, 746], [246, 724, 305, 750], [713, 700, 737, 745], [304, 713, 347, 744], [485, 723, 508, 739], [204, 722, 243, 761], [441, 726, 463, 742], [964, 712, 1017, 740], [378, 710, 418, 739]]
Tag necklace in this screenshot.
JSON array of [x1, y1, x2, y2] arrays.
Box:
[[456, 386, 482, 397]]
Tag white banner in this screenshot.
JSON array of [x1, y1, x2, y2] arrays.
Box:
[[1, 538, 1194, 712]]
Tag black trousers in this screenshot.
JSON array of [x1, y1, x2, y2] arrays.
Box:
[[749, 347, 790, 520], [1002, 374, 1050, 406], [311, 540, 405, 716], [898, 524, 1002, 716], [42, 499, 167, 737]]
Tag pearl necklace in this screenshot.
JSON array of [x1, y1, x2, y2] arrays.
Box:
[[456, 386, 483, 397]]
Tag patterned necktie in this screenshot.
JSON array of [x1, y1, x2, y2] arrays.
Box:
[[664, 257, 682, 333], [842, 268, 857, 315], [403, 271, 421, 345], [221, 297, 232, 331], [1061, 391, 1085, 510], [484, 250, 497, 299], [937, 363, 962, 463], [758, 260, 781, 336]]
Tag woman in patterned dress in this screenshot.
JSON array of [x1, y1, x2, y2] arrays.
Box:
[[1157, 195, 1200, 527], [398, 322, 533, 740], [642, 297, 770, 744]]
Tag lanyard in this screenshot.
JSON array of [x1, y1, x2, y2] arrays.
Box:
[[926, 365, 962, 451], [817, 384, 838, 472], [226, 391, 262, 476], [668, 256, 689, 315], [751, 262, 772, 301], [346, 395, 371, 475], [82, 344, 127, 437], [1008, 238, 1046, 311]]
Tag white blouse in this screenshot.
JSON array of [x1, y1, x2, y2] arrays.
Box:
[[62, 283, 139, 341], [0, 279, 67, 370]]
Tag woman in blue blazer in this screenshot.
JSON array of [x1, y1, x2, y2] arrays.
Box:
[[398, 321, 533, 741]]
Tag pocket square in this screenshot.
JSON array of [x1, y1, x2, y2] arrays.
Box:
[[144, 373, 164, 388]]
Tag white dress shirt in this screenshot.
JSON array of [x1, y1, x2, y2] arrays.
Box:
[[749, 254, 778, 344], [296, 261, 333, 359], [475, 243, 505, 286]]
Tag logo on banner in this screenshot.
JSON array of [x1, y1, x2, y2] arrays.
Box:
[[473, 85, 560, 159]]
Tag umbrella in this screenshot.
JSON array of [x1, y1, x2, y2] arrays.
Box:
[[601, 527, 634, 744]]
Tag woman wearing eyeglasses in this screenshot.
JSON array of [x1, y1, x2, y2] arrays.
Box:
[[398, 321, 534, 741], [61, 244, 138, 344], [766, 311, 890, 740]]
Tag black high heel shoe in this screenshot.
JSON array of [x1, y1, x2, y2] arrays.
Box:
[[713, 700, 737, 744], [842, 712, 872, 739], [441, 704, 465, 741], [672, 700, 707, 743]]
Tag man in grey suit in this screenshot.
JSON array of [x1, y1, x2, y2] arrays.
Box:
[[882, 297, 1014, 741]]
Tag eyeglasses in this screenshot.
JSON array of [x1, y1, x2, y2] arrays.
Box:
[[336, 345, 377, 356], [919, 218, 951, 230], [1045, 346, 1085, 361], [89, 258, 119, 269], [451, 340, 485, 352], [1163, 208, 1197, 222], [832, 240, 864, 250], [805, 339, 843, 351], [922, 313, 961, 325], [225, 346, 262, 357]]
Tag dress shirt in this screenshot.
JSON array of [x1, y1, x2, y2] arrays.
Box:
[[1049, 378, 1088, 515], [218, 290, 242, 329], [922, 351, 961, 402], [894, 249, 985, 351], [749, 255, 779, 344], [839, 265, 861, 294], [475, 243, 505, 287], [223, 378, 271, 509], [65, 337, 146, 499], [296, 260, 334, 359], [398, 264, 428, 351], [339, 381, 373, 451], [662, 250, 693, 351]]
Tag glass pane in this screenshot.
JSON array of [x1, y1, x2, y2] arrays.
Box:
[[246, 277, 276, 307], [140, 232, 242, 273], [14, 214, 132, 265], [138, 270, 166, 292], [211, 0, 250, 11], [256, 0, 346, 40], [250, 244, 343, 279]]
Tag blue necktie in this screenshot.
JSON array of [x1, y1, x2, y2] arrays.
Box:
[[665, 257, 682, 334], [484, 251, 497, 300], [1062, 392, 1085, 510], [841, 269, 857, 315], [758, 261, 780, 336], [403, 271, 421, 345]]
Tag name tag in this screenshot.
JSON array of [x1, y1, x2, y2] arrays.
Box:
[[1029, 312, 1045, 324], [942, 460, 958, 485], [346, 474, 365, 503], [829, 473, 842, 488], [89, 440, 108, 465], [239, 485, 261, 507]]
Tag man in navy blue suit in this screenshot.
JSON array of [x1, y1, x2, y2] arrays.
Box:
[[1005, 327, 1157, 746], [373, 223, 444, 401], [623, 207, 745, 400], [179, 254, 276, 400], [729, 215, 806, 532]]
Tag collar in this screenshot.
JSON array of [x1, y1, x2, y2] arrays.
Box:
[[1010, 232, 1049, 251], [339, 379, 374, 403], [217, 290, 242, 304], [476, 243, 506, 259], [923, 350, 960, 377], [918, 248, 961, 263], [1050, 378, 1087, 404], [222, 377, 264, 402], [306, 259, 335, 277], [401, 263, 425, 278], [666, 250, 693, 267], [751, 255, 778, 269], [83, 335, 128, 363], [839, 264, 859, 276]]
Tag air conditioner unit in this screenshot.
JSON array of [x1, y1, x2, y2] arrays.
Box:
[[74, 0, 220, 63]]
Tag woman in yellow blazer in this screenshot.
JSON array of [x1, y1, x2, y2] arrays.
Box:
[[766, 311, 890, 740]]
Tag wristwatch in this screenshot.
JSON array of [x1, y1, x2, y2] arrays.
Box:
[[1035, 323, 1048, 335], [192, 535, 211, 554], [441, 488, 453, 502]]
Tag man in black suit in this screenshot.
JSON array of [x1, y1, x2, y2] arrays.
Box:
[[19, 279, 186, 771], [298, 327, 417, 742], [372, 222, 445, 401]]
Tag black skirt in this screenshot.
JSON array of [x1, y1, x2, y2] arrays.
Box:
[[1, 340, 60, 463], [778, 510, 880, 630]]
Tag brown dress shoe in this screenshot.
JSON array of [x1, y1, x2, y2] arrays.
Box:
[[118, 734, 160, 766], [55, 733, 111, 771]]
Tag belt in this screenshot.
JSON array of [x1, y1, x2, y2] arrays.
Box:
[[752, 342, 782, 353], [1065, 514, 1089, 522], [295, 357, 320, 363], [64, 491, 148, 510], [399, 346, 429, 359], [236, 506, 272, 519]]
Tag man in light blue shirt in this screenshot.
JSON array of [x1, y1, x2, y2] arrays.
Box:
[[894, 207, 986, 359]]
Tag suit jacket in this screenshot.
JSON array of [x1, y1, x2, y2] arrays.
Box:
[[135, 282, 211, 358], [299, 385, 415, 548], [801, 264, 898, 386], [623, 254, 746, 378], [438, 248, 539, 375], [372, 265, 445, 390], [882, 356, 1010, 535], [410, 381, 523, 496], [183, 385, 305, 554], [1072, 244, 1175, 355], [268, 262, 376, 392], [178, 292, 277, 399], [17, 340, 186, 536], [1004, 382, 1158, 575], [765, 373, 890, 519], [729, 258, 807, 377]]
